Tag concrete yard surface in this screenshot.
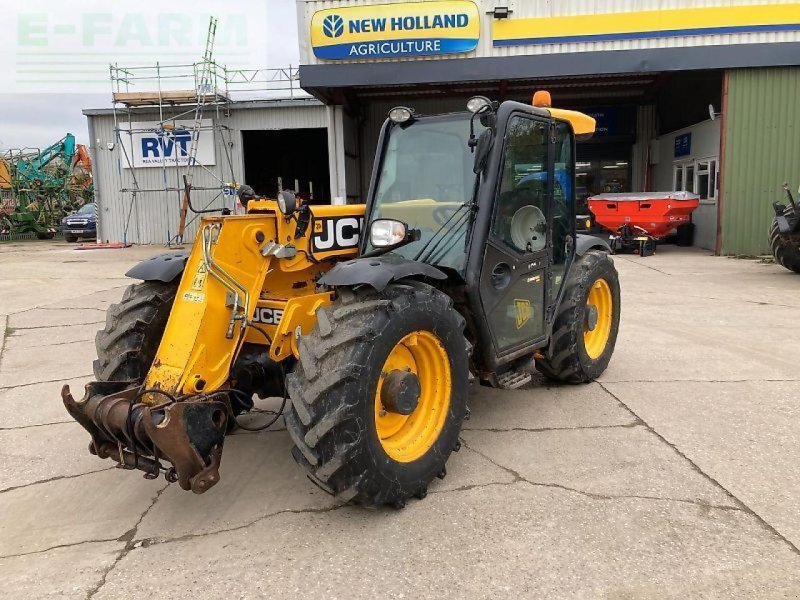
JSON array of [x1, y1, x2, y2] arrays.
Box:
[[0, 240, 799, 599]]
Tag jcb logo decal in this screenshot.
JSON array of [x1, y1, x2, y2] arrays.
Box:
[[312, 216, 363, 252], [253, 307, 283, 325], [514, 299, 532, 329]]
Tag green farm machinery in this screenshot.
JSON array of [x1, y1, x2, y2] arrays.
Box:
[[0, 134, 93, 239]]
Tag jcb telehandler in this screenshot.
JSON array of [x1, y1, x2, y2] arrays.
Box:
[[63, 92, 620, 507]]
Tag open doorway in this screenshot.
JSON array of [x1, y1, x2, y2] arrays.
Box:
[[242, 128, 330, 203]]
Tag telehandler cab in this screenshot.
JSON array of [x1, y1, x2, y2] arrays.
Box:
[[63, 92, 620, 507]]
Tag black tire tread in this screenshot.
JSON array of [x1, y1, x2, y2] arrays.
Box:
[[769, 220, 800, 274], [93, 280, 177, 382], [535, 250, 620, 383], [286, 281, 468, 507]]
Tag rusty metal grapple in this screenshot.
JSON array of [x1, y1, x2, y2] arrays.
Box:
[[63, 381, 228, 492]]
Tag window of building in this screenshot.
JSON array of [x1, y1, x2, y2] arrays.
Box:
[[695, 158, 717, 203], [673, 158, 717, 204]]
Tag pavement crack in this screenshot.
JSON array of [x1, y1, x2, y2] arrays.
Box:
[[599, 378, 800, 384], [616, 256, 671, 275], [0, 538, 120, 560], [460, 440, 742, 514], [0, 374, 93, 392], [0, 420, 73, 431], [0, 466, 115, 494], [598, 382, 800, 557], [34, 307, 108, 312], [9, 322, 104, 331], [86, 483, 169, 600], [430, 480, 519, 496], [463, 422, 639, 433], [133, 503, 348, 550], [4, 337, 95, 349], [0, 317, 8, 373]]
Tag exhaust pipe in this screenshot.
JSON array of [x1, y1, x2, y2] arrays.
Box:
[[62, 381, 228, 494]]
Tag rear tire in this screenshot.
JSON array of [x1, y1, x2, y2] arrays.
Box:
[[769, 220, 800, 274], [93, 281, 178, 382], [286, 281, 470, 507], [535, 250, 621, 383]]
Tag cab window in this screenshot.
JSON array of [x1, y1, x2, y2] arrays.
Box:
[[491, 116, 549, 254]]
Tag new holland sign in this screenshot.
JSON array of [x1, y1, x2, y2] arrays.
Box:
[[310, 1, 479, 60], [120, 120, 216, 169]]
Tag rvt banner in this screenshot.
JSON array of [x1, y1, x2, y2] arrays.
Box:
[[120, 120, 216, 169]]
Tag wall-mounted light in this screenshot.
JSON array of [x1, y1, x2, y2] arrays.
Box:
[[492, 6, 511, 19]]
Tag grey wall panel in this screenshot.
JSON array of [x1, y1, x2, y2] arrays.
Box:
[[86, 101, 329, 244]]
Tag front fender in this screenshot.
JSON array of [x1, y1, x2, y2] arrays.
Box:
[[318, 254, 446, 292], [575, 234, 611, 256], [125, 251, 189, 283]]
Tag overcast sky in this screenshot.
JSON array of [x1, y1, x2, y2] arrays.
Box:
[[0, 0, 299, 150]]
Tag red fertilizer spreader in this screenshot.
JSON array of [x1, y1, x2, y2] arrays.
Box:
[[588, 192, 700, 256]]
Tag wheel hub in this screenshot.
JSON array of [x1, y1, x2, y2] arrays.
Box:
[[380, 369, 421, 415]]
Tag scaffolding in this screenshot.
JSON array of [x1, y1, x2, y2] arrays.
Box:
[[109, 17, 307, 245]]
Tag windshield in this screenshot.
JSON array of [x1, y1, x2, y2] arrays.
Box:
[[77, 203, 95, 215], [368, 113, 484, 273]]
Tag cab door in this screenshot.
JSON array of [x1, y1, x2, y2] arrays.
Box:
[[478, 114, 553, 356]]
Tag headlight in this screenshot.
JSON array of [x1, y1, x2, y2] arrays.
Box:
[[467, 96, 491, 113], [370, 219, 408, 248], [388, 106, 413, 123]]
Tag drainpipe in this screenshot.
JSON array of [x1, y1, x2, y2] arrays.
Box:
[[715, 70, 730, 256]]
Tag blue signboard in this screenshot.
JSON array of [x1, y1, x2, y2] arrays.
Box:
[[674, 132, 692, 157]]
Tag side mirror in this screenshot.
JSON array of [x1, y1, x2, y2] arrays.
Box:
[[277, 190, 297, 215], [473, 129, 494, 174]]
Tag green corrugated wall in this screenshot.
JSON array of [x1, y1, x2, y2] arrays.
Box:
[[722, 67, 800, 255]]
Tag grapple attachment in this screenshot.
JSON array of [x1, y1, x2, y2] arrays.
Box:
[[62, 381, 228, 493]]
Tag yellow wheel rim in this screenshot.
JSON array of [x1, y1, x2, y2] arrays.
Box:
[[375, 331, 451, 463], [583, 278, 613, 360]]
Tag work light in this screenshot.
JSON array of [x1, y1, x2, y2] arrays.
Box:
[[388, 106, 414, 123], [277, 190, 297, 215], [467, 96, 491, 113]]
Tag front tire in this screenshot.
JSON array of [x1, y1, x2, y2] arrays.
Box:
[[769, 220, 800, 274], [535, 250, 621, 383], [93, 280, 178, 382], [286, 282, 470, 507], [65, 234, 78, 243]]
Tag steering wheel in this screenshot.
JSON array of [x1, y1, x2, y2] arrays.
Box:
[[433, 205, 459, 226]]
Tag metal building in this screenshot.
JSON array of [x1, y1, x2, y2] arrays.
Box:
[[295, 0, 800, 255], [85, 0, 800, 254], [84, 97, 354, 245]]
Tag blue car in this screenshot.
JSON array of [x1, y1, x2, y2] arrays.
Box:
[[62, 202, 97, 242]]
